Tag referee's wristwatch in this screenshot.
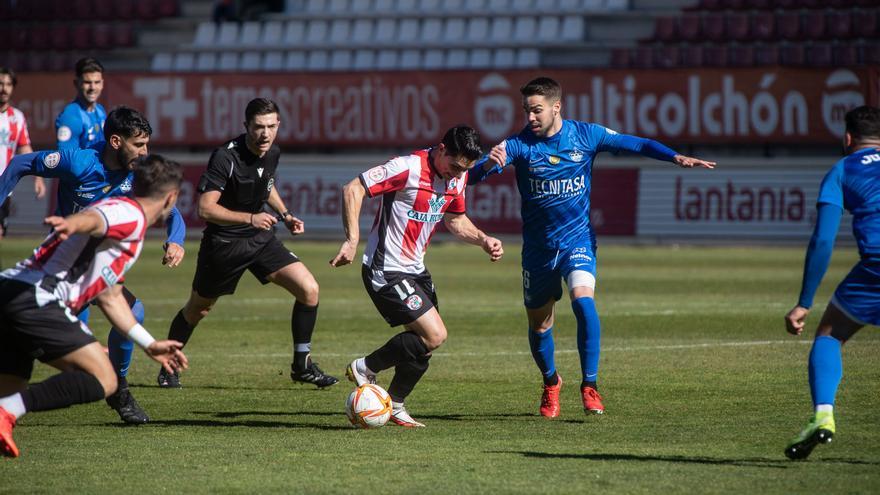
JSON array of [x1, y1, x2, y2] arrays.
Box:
[[280, 210, 294, 221]]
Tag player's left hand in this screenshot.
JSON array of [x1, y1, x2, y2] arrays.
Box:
[[34, 177, 46, 199], [162, 242, 185, 267], [283, 213, 305, 235], [330, 239, 358, 267], [44, 215, 72, 240], [482, 236, 504, 262], [674, 154, 716, 169], [785, 305, 810, 335], [145, 340, 189, 374]]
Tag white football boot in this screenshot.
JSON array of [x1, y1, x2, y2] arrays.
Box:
[[345, 357, 376, 386], [390, 402, 426, 428]]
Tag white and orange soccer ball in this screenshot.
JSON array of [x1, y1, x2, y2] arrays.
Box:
[[346, 383, 392, 429]]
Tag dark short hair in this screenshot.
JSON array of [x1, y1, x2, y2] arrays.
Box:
[[75, 57, 104, 79], [245, 98, 280, 124], [104, 106, 152, 140], [520, 77, 562, 102], [0, 67, 17, 87], [441, 125, 482, 162], [845, 106, 880, 141], [132, 155, 183, 199]]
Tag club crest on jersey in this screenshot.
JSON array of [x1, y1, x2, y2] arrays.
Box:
[[57, 126, 72, 142], [548, 156, 561, 165], [570, 149, 584, 161], [0, 128, 9, 145], [120, 178, 132, 193], [43, 152, 61, 169], [405, 295, 423, 311], [367, 166, 387, 182], [448, 177, 458, 189]]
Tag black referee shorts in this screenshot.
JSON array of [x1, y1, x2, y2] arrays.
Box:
[[0, 279, 97, 380], [192, 231, 300, 298], [361, 265, 439, 327]]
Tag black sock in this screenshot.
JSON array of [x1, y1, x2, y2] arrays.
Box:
[[167, 310, 196, 347], [388, 355, 431, 403], [21, 371, 105, 413], [544, 372, 559, 386], [292, 302, 318, 371], [364, 331, 429, 372], [116, 375, 128, 390], [582, 380, 598, 391]]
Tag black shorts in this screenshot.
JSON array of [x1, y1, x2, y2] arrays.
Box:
[[0, 197, 10, 235], [361, 265, 439, 327], [192, 231, 299, 298], [0, 279, 97, 379]]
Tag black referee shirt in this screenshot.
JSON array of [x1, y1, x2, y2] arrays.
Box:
[[198, 134, 281, 237]]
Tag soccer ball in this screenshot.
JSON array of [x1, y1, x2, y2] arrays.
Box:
[[346, 384, 392, 429]]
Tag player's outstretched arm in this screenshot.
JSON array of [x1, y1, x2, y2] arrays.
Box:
[[162, 206, 187, 267], [43, 210, 106, 240], [468, 141, 508, 185], [784, 203, 843, 335], [443, 212, 503, 262], [0, 152, 40, 200], [330, 177, 367, 267], [95, 286, 188, 374]]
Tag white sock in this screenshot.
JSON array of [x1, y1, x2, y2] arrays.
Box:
[[815, 404, 833, 414], [392, 401, 405, 410], [356, 358, 375, 376], [0, 393, 26, 419]]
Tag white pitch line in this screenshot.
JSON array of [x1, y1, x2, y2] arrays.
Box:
[[218, 339, 869, 359]]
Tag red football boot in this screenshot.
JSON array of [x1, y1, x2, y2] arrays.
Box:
[[539, 375, 562, 418], [0, 406, 19, 458], [581, 385, 605, 415]]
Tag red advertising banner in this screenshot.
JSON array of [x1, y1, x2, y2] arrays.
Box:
[[11, 68, 875, 149]]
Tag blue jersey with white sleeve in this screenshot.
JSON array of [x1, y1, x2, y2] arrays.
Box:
[[469, 120, 678, 250], [55, 100, 107, 150], [0, 146, 186, 244]]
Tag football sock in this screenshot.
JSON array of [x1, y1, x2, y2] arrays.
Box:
[[292, 302, 318, 371], [582, 380, 597, 391], [20, 371, 105, 413], [528, 327, 557, 385], [388, 355, 431, 403], [365, 331, 429, 372], [0, 394, 26, 420], [107, 297, 144, 379], [808, 335, 842, 408], [167, 310, 196, 347], [572, 297, 601, 385]]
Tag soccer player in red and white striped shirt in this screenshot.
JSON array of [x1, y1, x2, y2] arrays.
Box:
[[0, 67, 45, 239], [331, 125, 504, 427], [0, 155, 188, 458]]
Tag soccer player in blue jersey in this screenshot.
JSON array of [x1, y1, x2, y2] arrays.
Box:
[[0, 106, 187, 424], [469, 77, 715, 418], [55, 58, 107, 150], [783, 105, 880, 460]]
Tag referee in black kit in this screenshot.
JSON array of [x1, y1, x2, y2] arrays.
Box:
[[156, 97, 338, 389]]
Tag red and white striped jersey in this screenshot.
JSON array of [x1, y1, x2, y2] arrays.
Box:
[[360, 149, 466, 275], [0, 196, 147, 313], [0, 106, 31, 175]]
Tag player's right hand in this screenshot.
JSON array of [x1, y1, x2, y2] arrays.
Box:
[[488, 141, 507, 167], [145, 340, 189, 374], [44, 216, 72, 240], [785, 306, 809, 335], [482, 236, 504, 262], [250, 212, 278, 230], [330, 239, 358, 267]]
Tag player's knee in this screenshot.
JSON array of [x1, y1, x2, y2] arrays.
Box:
[[297, 278, 319, 305], [94, 367, 118, 397], [424, 328, 447, 351]]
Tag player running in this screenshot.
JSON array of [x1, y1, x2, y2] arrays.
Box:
[[783, 105, 880, 460], [158, 98, 338, 389], [331, 125, 504, 427], [469, 77, 714, 418], [0, 67, 45, 242], [0, 155, 188, 458], [56, 58, 107, 150], [0, 106, 187, 424]]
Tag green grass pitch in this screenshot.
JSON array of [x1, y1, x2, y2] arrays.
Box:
[[1, 237, 878, 494]]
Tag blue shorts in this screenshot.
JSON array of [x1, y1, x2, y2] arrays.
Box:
[[521, 240, 597, 309], [832, 260, 880, 326]]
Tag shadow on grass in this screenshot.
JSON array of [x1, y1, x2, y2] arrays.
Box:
[[142, 418, 352, 431], [191, 410, 340, 418], [128, 384, 334, 392], [492, 450, 880, 467], [406, 412, 536, 421]]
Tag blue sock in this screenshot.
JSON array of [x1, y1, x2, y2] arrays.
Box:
[[108, 299, 144, 380], [572, 297, 601, 386], [808, 335, 843, 408], [528, 327, 556, 381]]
